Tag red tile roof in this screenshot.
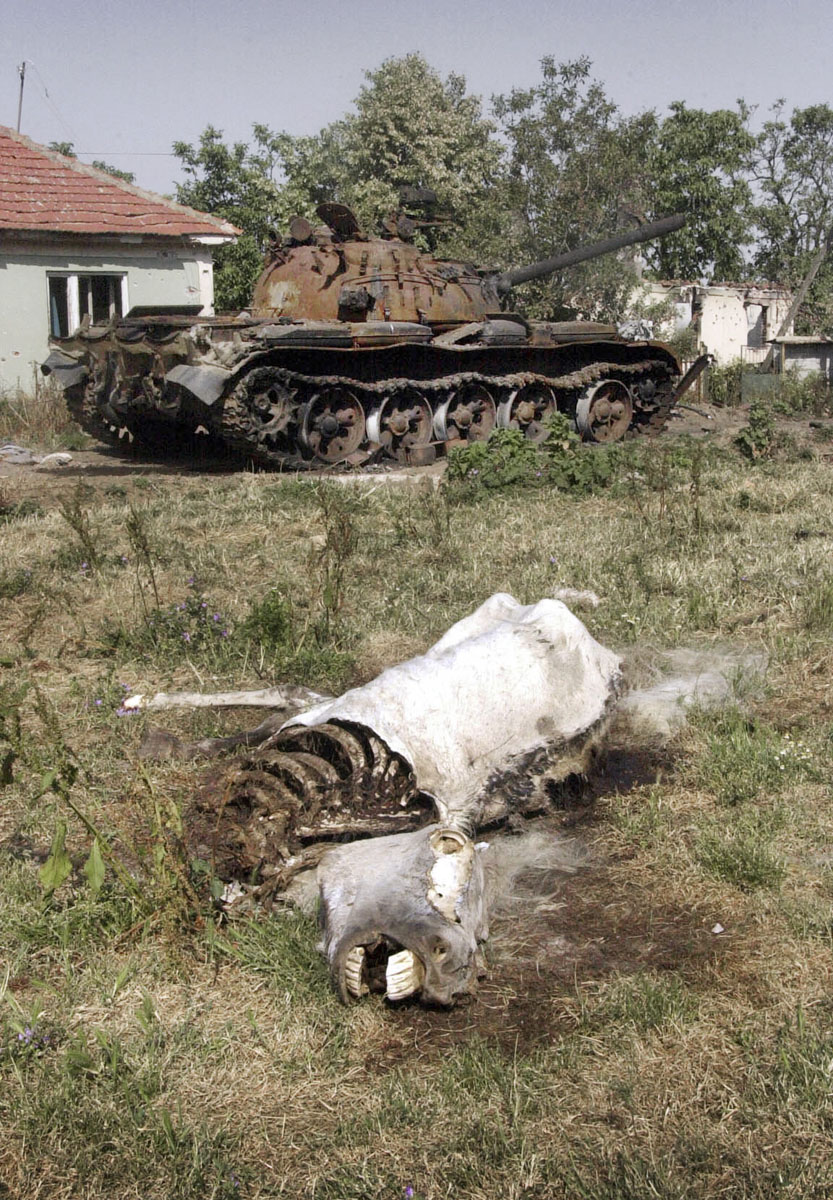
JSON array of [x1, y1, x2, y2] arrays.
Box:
[[0, 125, 239, 240]]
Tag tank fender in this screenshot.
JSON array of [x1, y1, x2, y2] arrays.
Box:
[[41, 349, 89, 389], [164, 363, 231, 406]]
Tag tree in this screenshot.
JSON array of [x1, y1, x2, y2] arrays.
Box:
[[645, 102, 755, 281], [752, 103, 833, 331], [174, 57, 503, 308], [262, 54, 504, 256], [47, 142, 135, 184], [489, 57, 658, 320], [173, 125, 283, 310]]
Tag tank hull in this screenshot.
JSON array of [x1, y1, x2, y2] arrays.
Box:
[[44, 314, 685, 469]]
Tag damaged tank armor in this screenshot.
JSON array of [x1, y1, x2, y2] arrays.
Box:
[[186, 595, 621, 1006], [43, 199, 707, 468]]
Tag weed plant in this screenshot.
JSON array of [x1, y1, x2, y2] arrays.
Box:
[[446, 414, 628, 495], [707, 359, 744, 407], [0, 379, 88, 448]]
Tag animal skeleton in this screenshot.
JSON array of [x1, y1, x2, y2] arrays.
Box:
[[139, 595, 621, 1006]]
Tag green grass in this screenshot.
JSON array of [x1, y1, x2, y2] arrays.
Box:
[[2, 432, 833, 1197]]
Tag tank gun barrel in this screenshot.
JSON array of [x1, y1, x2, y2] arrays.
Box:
[[494, 213, 686, 296]]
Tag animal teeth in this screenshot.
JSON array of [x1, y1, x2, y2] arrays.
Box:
[[385, 949, 424, 1001], [344, 946, 368, 998]]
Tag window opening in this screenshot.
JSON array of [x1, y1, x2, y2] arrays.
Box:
[[47, 273, 126, 336], [48, 277, 70, 337]]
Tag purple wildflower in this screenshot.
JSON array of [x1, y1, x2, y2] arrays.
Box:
[[405, 1189, 414, 1199], [94, 699, 102, 707], [182, 631, 191, 643], [213, 613, 221, 621]]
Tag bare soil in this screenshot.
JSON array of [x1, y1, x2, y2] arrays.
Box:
[[3, 400, 831, 508]]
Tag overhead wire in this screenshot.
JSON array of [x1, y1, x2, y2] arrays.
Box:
[[23, 60, 78, 143]]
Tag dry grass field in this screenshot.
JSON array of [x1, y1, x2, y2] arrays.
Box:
[[1, 387, 833, 1199]]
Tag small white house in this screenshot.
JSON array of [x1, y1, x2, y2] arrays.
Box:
[[0, 125, 238, 392]]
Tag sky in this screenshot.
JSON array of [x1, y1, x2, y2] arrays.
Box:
[[4, 0, 833, 198]]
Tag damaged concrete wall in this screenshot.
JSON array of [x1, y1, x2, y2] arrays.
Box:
[[640, 281, 794, 366]]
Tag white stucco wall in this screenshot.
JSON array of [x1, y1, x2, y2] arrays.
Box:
[[638, 282, 794, 366], [0, 238, 218, 391]]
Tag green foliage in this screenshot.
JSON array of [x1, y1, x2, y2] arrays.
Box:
[[0, 496, 42, 525], [646, 102, 755, 281], [445, 427, 541, 490], [58, 482, 102, 569], [689, 708, 817, 807], [697, 814, 787, 892], [490, 57, 656, 320], [771, 370, 833, 416], [2, 1024, 245, 1197], [89, 160, 135, 184], [736, 398, 777, 459], [173, 125, 284, 310], [47, 141, 135, 183], [0, 678, 27, 785], [0, 566, 34, 599], [802, 574, 833, 632], [238, 588, 292, 652], [173, 59, 502, 305], [38, 819, 73, 898], [445, 414, 625, 496], [104, 585, 233, 663], [753, 103, 833, 332], [707, 360, 744, 407], [579, 972, 697, 1032]]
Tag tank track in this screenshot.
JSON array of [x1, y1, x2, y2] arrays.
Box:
[[64, 370, 125, 448], [213, 356, 678, 471]]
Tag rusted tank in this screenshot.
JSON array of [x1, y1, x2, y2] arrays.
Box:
[[43, 206, 704, 468]]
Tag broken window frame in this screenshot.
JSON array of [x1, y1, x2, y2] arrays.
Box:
[[47, 272, 129, 337]]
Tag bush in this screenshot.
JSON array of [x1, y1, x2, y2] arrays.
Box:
[[707, 360, 744, 407], [735, 399, 777, 460], [771, 370, 832, 417], [445, 414, 625, 496]]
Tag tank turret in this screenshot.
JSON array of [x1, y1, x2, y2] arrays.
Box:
[[250, 206, 685, 329], [44, 204, 705, 469]]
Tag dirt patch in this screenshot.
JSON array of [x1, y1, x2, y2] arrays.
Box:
[[373, 833, 731, 1064]]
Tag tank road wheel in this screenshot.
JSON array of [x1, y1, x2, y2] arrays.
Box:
[[220, 368, 299, 466], [298, 387, 366, 463], [575, 379, 634, 443], [498, 383, 556, 442], [366, 389, 433, 462], [433, 383, 496, 444]]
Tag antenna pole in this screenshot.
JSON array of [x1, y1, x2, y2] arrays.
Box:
[[16, 61, 26, 132]]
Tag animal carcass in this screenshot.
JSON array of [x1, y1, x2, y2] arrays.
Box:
[[187, 593, 621, 1006]]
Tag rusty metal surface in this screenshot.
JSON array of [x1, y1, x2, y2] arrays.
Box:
[[45, 203, 688, 469]]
